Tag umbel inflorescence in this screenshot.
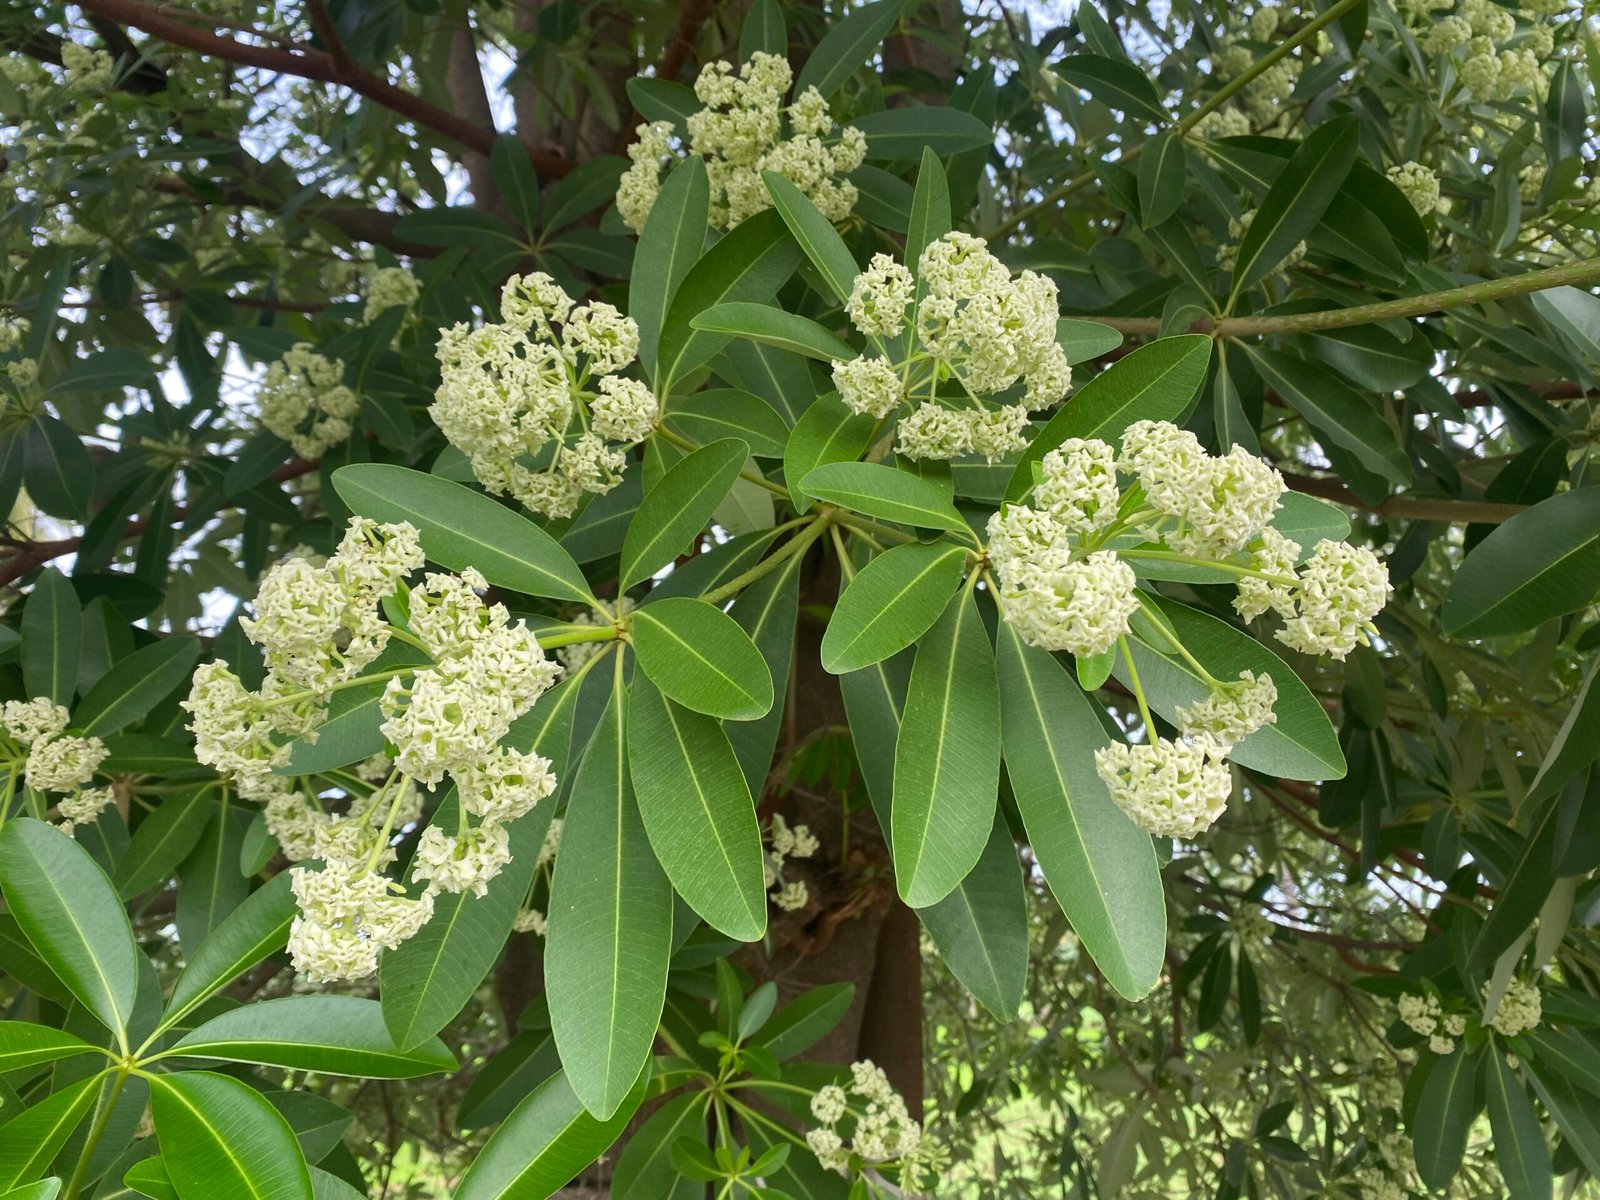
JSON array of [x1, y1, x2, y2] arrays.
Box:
[[431, 272, 658, 519], [833, 232, 1074, 461], [618, 52, 867, 232], [0, 697, 113, 835], [181, 516, 565, 982], [987, 422, 1391, 840]]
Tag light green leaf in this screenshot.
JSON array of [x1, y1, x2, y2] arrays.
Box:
[[150, 1072, 312, 1200], [620, 439, 748, 590], [332, 465, 595, 605], [0, 1021, 101, 1072], [762, 173, 860, 305], [160, 872, 295, 1034], [21, 569, 80, 708], [663, 390, 790, 458], [545, 683, 672, 1119], [1443, 487, 1600, 639], [169, 996, 456, 1078], [454, 1067, 648, 1200], [633, 156, 709, 381], [996, 626, 1166, 999], [75, 637, 201, 737], [628, 675, 768, 941], [690, 303, 855, 362], [0, 819, 139, 1042], [851, 107, 994, 160], [1007, 335, 1211, 503], [822, 541, 967, 674], [892, 585, 1001, 908], [783, 394, 877, 512], [1056, 318, 1125, 364], [632, 597, 773, 721], [800, 462, 968, 533], [918, 810, 1028, 1019]]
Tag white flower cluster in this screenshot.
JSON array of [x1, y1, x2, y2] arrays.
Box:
[[1415, 0, 1552, 100], [431, 273, 657, 518], [1237, 533, 1392, 660], [363, 266, 421, 322], [764, 812, 819, 912], [60, 43, 114, 91], [618, 53, 866, 232], [1398, 992, 1468, 1054], [806, 1060, 939, 1189], [0, 316, 28, 353], [833, 234, 1073, 462], [1484, 978, 1542, 1038], [182, 517, 563, 982], [258, 343, 360, 460], [0, 698, 111, 835], [1386, 161, 1441, 216]]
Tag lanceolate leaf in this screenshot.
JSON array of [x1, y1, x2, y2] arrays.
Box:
[[800, 462, 968, 533], [454, 1067, 648, 1200], [20, 569, 80, 707], [906, 147, 952, 271], [1054, 54, 1168, 124], [635, 156, 710, 382], [545, 682, 672, 1120], [0, 1076, 100, 1190], [1485, 1049, 1552, 1200], [619, 439, 748, 590], [724, 549, 803, 793], [792, 0, 901, 98], [632, 597, 774, 720], [332, 465, 595, 605], [783, 395, 877, 512], [662, 390, 790, 459], [891, 585, 1002, 908], [160, 872, 296, 1034], [918, 810, 1028, 1019], [1245, 347, 1412, 486], [75, 636, 202, 736], [1442, 487, 1600, 639], [762, 173, 859, 305], [851, 107, 994, 160], [995, 627, 1166, 999], [151, 1072, 313, 1200], [627, 675, 768, 941], [1411, 1046, 1480, 1190], [611, 1092, 707, 1200], [823, 541, 967, 674], [170, 996, 456, 1078], [1229, 115, 1358, 297], [0, 819, 139, 1043], [1006, 334, 1211, 503], [0, 1021, 101, 1072], [690, 303, 855, 363]]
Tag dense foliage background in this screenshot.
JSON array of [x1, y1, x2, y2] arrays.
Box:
[[1, 0, 1598, 1197]]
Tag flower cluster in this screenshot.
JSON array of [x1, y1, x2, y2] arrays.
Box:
[[60, 42, 114, 91], [985, 421, 1388, 839], [806, 1061, 942, 1190], [363, 266, 421, 322], [1411, 0, 1554, 100], [1398, 992, 1467, 1055], [618, 53, 866, 232], [182, 517, 564, 981], [431, 273, 658, 518], [0, 698, 112, 835], [1484, 978, 1542, 1038], [1386, 161, 1441, 216], [764, 812, 819, 912], [1218, 209, 1305, 275], [833, 234, 1073, 462], [258, 343, 360, 460]]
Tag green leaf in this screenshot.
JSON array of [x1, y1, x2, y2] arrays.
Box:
[[823, 541, 967, 674], [906, 148, 952, 271], [1443, 487, 1600, 639], [490, 134, 541, 232], [762, 173, 859, 305], [1056, 318, 1125, 364], [23, 417, 93, 521], [160, 872, 296, 1033], [892, 585, 1001, 907], [919, 809, 1028, 1018], [851, 107, 994, 160], [150, 1072, 312, 1200], [800, 462, 968, 533], [332, 464, 595, 605], [632, 597, 773, 721], [458, 1031, 561, 1130], [628, 675, 768, 941], [1006, 334, 1211, 503], [752, 983, 855, 1061], [738, 0, 786, 61], [1486, 1049, 1552, 1200], [21, 569, 80, 707], [0, 1076, 99, 1190], [0, 1021, 101, 1072], [0, 1180, 63, 1200], [380, 680, 577, 1049], [784, 395, 877, 512], [612, 1092, 706, 1200], [1527, 1062, 1600, 1179], [75, 637, 201, 736], [46, 348, 155, 395], [1244, 347, 1411, 486], [170, 996, 456, 1077], [1120, 596, 1345, 781], [545, 683, 672, 1119], [995, 627, 1165, 999], [620, 439, 747, 589], [724, 549, 803, 793], [690, 303, 855, 362], [393, 207, 523, 252], [1527, 658, 1600, 807], [634, 156, 709, 381], [657, 209, 802, 391], [1467, 788, 1564, 974], [1137, 130, 1186, 227], [663, 390, 790, 458], [793, 0, 902, 98], [625, 77, 700, 129], [454, 1067, 648, 1200], [1229, 116, 1358, 298], [1054, 54, 1168, 124], [1411, 1046, 1479, 1191], [0, 819, 138, 1042]]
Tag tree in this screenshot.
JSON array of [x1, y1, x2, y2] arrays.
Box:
[[0, 0, 1596, 1196]]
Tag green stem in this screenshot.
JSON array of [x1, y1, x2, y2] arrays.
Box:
[[1133, 594, 1223, 687], [987, 0, 1364, 241], [1118, 635, 1158, 740], [701, 517, 830, 607], [537, 623, 620, 650], [1117, 547, 1296, 586], [64, 1067, 127, 1200], [655, 425, 790, 498]]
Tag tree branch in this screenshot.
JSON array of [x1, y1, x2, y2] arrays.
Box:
[[1282, 472, 1528, 524]]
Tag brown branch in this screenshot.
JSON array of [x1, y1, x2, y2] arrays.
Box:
[[76, 0, 572, 177], [1282, 472, 1527, 524], [617, 0, 715, 153], [303, 0, 357, 80]]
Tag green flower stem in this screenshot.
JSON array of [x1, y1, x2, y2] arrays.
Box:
[[1133, 594, 1224, 688], [266, 664, 413, 709], [654, 424, 790, 498], [701, 515, 831, 607], [1118, 635, 1158, 740], [64, 1066, 127, 1200], [535, 623, 620, 650], [1118, 547, 1297, 586], [723, 1092, 812, 1149], [987, 0, 1366, 241]]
